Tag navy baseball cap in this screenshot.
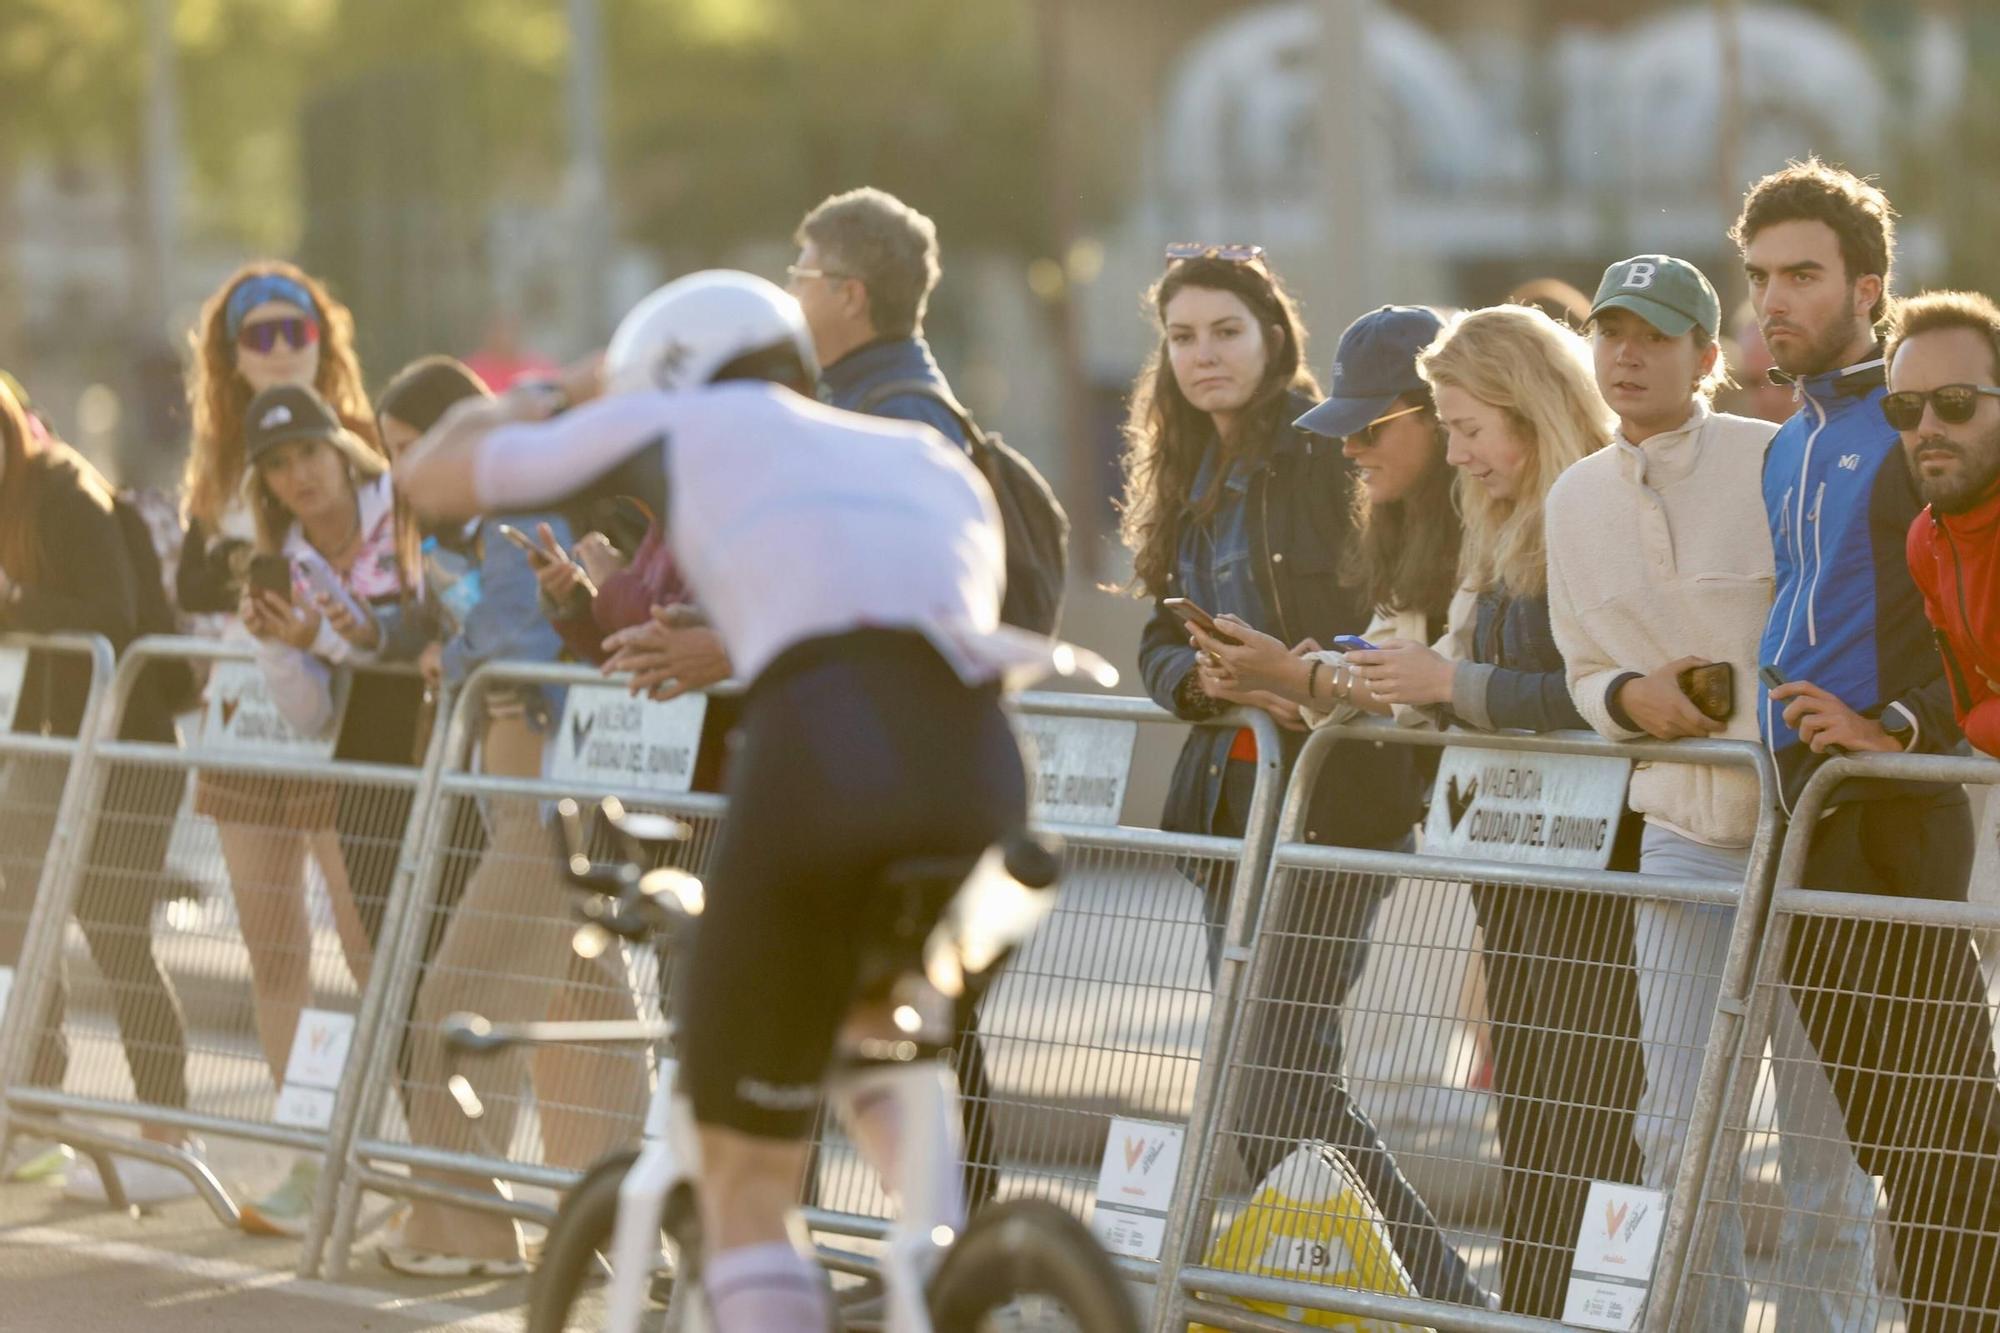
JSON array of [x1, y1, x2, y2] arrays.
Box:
[[1294, 305, 1446, 439]]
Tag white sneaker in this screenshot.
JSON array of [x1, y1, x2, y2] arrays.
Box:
[[239, 1157, 320, 1237], [63, 1142, 205, 1207]]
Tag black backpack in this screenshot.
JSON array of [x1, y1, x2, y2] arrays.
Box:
[[856, 380, 1069, 635], [112, 493, 202, 718]]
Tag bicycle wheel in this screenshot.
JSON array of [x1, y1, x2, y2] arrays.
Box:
[[927, 1198, 1140, 1333], [526, 1149, 696, 1333]]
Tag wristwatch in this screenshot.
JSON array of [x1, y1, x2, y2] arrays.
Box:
[[1879, 707, 1916, 751]]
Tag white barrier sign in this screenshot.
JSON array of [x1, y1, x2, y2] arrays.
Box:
[[0, 646, 26, 732], [1018, 715, 1136, 828], [549, 685, 707, 793], [1564, 1181, 1664, 1330], [1088, 1116, 1183, 1259], [202, 659, 340, 759], [1423, 747, 1631, 870], [274, 1007, 356, 1131]]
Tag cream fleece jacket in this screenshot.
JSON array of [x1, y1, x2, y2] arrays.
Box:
[[1544, 403, 1777, 847]]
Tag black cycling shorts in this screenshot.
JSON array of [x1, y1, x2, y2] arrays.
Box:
[[678, 629, 1027, 1139]]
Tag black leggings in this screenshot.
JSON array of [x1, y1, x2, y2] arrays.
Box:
[[0, 759, 190, 1110]]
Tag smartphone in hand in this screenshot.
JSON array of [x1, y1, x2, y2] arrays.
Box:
[[1760, 663, 1845, 755], [1331, 635, 1377, 654], [1164, 597, 1242, 646], [248, 555, 292, 603], [494, 523, 551, 566]]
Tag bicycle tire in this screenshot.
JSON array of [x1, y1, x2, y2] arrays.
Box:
[[927, 1198, 1140, 1333], [526, 1148, 689, 1333]]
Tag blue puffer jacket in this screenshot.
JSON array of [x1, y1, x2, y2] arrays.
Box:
[[1757, 351, 1961, 807]]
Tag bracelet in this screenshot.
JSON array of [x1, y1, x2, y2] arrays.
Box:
[[1307, 659, 1322, 699], [1334, 661, 1353, 699]]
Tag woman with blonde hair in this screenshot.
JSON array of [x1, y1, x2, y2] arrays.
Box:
[[1340, 305, 1652, 1319], [174, 262, 384, 1236]]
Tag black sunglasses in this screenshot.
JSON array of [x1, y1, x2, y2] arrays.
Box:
[[1881, 383, 2000, 432], [1164, 242, 1266, 264]]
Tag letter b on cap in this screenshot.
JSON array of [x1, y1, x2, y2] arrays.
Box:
[[1623, 262, 1657, 290]]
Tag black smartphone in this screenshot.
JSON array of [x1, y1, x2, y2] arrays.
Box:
[[1760, 664, 1846, 755], [248, 554, 292, 603]]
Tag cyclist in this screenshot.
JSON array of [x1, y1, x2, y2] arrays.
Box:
[[393, 270, 1077, 1332]]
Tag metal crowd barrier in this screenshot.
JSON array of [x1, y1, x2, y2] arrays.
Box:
[[1161, 720, 1784, 1333], [0, 632, 120, 1186], [805, 690, 1286, 1284], [309, 660, 1289, 1291], [1675, 750, 2000, 1333], [0, 637, 439, 1227], [312, 657, 703, 1278]]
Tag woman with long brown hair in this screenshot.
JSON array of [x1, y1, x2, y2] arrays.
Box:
[[174, 261, 382, 1236], [1120, 249, 1483, 1308], [0, 378, 197, 1202]]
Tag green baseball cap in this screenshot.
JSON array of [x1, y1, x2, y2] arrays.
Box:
[[1589, 255, 1721, 339]]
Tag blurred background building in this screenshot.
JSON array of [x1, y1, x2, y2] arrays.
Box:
[[0, 0, 1990, 701]]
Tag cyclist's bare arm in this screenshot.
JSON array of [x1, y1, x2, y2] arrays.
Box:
[[394, 384, 672, 525]]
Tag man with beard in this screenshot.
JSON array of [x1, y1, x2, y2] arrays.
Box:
[[1890, 290, 2000, 760], [1733, 160, 2000, 1330]]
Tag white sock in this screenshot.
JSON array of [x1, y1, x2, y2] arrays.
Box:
[[704, 1239, 830, 1333]]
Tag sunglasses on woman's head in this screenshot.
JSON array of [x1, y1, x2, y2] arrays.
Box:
[[237, 317, 321, 355], [1880, 383, 2000, 432], [1164, 242, 1266, 264]]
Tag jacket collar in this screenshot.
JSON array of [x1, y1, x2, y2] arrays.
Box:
[[1781, 342, 1887, 404], [1933, 476, 2000, 540], [1613, 401, 1710, 484], [820, 335, 945, 410]]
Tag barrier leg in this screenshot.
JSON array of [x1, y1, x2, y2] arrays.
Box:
[[302, 693, 463, 1280]]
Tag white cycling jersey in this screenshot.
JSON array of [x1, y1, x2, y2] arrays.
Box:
[[473, 381, 1048, 685]]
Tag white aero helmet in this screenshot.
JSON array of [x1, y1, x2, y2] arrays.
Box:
[[602, 269, 819, 398]]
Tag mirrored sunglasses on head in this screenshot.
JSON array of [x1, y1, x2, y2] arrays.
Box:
[[238, 317, 320, 355], [1164, 242, 1266, 264], [1881, 383, 2000, 431]]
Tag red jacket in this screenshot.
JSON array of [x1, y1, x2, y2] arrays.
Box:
[[1907, 481, 2000, 758]]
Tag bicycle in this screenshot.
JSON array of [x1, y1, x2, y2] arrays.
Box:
[[443, 794, 1140, 1333]]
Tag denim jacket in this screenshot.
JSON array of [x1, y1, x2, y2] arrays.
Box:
[[1441, 587, 1589, 733], [1137, 395, 1427, 850]]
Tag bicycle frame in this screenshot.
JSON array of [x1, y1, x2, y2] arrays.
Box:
[[485, 1017, 969, 1333]]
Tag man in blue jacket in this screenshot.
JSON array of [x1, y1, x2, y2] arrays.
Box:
[[1733, 158, 2000, 1328], [785, 186, 970, 451], [785, 186, 1004, 1213]]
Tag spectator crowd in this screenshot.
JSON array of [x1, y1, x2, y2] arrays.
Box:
[[0, 157, 1997, 1325]]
